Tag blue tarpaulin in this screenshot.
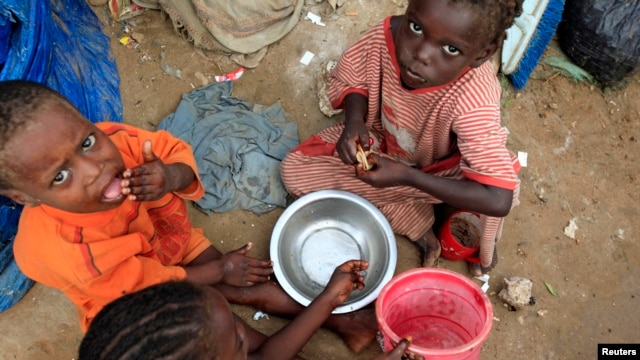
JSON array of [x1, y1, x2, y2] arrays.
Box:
[[0, 0, 122, 312]]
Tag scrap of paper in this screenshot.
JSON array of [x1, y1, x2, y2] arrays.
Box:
[[518, 151, 528, 167], [474, 274, 490, 293], [306, 12, 326, 26], [300, 51, 315, 65]]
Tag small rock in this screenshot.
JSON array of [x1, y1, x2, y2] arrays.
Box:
[[537, 309, 548, 317], [498, 276, 533, 310]]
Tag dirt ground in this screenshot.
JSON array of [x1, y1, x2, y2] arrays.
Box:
[[1, 1, 639, 359]]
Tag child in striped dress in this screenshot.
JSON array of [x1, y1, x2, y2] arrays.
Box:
[[281, 0, 524, 275]]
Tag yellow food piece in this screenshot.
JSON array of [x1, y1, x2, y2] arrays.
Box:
[[356, 144, 373, 170]]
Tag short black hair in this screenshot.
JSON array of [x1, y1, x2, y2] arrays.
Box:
[[448, 0, 524, 45], [0, 80, 72, 189], [79, 281, 219, 360]]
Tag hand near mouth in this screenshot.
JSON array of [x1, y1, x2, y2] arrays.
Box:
[[121, 140, 195, 201]]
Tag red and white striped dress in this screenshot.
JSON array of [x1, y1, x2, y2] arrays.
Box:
[[281, 17, 520, 266]]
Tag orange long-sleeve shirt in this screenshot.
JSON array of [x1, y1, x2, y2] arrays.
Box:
[[13, 122, 210, 331]]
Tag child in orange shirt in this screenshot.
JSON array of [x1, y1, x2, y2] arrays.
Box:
[[0, 80, 377, 353]]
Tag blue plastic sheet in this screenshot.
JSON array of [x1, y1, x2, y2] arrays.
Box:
[[0, 0, 122, 312]]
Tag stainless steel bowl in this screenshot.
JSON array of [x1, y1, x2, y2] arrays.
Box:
[[270, 190, 397, 313]]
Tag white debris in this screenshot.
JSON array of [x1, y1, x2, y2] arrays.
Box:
[[474, 274, 490, 293], [517, 151, 528, 167], [481, 282, 490, 293], [564, 218, 578, 239], [300, 51, 315, 65], [253, 310, 270, 321], [305, 12, 326, 26]]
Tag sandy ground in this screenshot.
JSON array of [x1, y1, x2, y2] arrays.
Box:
[[1, 1, 639, 359]]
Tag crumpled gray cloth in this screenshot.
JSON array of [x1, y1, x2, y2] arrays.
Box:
[[158, 81, 299, 214], [147, 0, 303, 67]]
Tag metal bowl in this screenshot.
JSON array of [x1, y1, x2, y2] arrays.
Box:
[[270, 190, 397, 313]]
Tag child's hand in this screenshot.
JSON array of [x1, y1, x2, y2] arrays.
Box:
[[373, 338, 424, 360], [220, 242, 274, 287], [337, 122, 370, 165], [322, 260, 369, 308], [121, 140, 193, 201], [121, 140, 171, 201], [355, 154, 408, 187]]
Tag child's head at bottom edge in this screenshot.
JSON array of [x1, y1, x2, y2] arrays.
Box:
[[0, 80, 126, 213], [79, 281, 245, 360]]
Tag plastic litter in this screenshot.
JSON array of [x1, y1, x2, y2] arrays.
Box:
[[109, 0, 146, 22], [214, 67, 245, 82], [558, 0, 640, 86], [160, 50, 183, 80], [119, 36, 139, 49]]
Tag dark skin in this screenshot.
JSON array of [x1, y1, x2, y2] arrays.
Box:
[[0, 102, 379, 352], [117, 140, 275, 286], [120, 139, 195, 202], [0, 103, 273, 288], [119, 140, 381, 351], [206, 260, 423, 360], [336, 0, 514, 275]]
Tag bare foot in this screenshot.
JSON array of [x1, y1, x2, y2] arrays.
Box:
[[468, 246, 498, 276], [415, 230, 441, 267], [326, 308, 378, 353]]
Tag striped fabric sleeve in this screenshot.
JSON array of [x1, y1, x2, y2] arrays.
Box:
[[454, 104, 519, 190], [328, 19, 388, 109]]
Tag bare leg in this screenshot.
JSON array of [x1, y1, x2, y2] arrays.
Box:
[[191, 247, 377, 352], [468, 246, 498, 276], [216, 282, 377, 353], [415, 229, 441, 267]]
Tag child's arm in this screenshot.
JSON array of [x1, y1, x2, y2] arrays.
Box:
[[121, 140, 195, 201], [336, 93, 371, 165], [233, 313, 269, 352], [184, 243, 273, 287], [249, 260, 369, 360], [357, 155, 513, 217]]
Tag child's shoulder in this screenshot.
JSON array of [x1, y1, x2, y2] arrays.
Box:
[[96, 122, 140, 136], [458, 62, 501, 94]]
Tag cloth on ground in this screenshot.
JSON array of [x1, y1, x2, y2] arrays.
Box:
[[139, 0, 304, 68], [157, 81, 299, 214]]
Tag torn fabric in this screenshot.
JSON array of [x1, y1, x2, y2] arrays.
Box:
[[158, 81, 299, 214]]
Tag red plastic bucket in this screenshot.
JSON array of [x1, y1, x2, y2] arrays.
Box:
[[439, 210, 481, 262], [376, 268, 493, 360]]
